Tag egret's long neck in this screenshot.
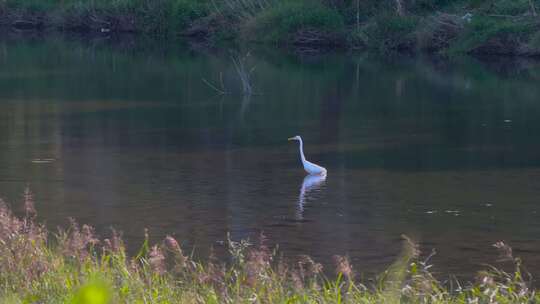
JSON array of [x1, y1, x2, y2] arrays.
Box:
[[298, 139, 306, 163]]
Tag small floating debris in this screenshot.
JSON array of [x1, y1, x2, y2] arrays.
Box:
[[426, 210, 438, 214], [503, 120, 512, 123], [445, 210, 460, 216], [31, 158, 55, 164], [484, 203, 493, 207]]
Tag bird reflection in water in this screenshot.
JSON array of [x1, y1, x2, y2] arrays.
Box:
[[296, 174, 327, 221]]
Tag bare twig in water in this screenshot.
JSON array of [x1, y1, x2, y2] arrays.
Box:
[[231, 52, 255, 95], [529, 0, 538, 16], [395, 0, 405, 16], [356, 0, 360, 32], [202, 72, 227, 95]]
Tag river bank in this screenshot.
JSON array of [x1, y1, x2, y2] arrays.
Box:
[[2, 0, 540, 56]]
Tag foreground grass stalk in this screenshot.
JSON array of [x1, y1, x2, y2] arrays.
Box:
[[0, 193, 539, 303]]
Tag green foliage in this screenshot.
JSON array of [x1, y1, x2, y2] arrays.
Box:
[[408, 0, 460, 13], [415, 13, 463, 51], [488, 0, 536, 15], [365, 14, 419, 50], [1, 0, 210, 34], [169, 0, 210, 29], [244, 0, 345, 43], [348, 27, 370, 48], [450, 15, 537, 53], [3, 0, 57, 12]]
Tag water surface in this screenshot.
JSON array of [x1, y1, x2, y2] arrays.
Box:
[[2, 35, 540, 279]]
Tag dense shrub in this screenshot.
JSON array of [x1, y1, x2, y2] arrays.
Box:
[[451, 15, 538, 54], [243, 0, 345, 44], [364, 13, 419, 50], [488, 0, 537, 15], [169, 0, 209, 29]]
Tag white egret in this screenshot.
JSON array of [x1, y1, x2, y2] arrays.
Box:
[[288, 135, 327, 176]]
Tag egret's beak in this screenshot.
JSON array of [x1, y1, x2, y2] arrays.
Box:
[[288, 137, 295, 141]]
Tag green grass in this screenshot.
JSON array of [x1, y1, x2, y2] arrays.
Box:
[[169, 0, 209, 29], [449, 15, 538, 54], [243, 0, 344, 44], [1, 192, 540, 303], [489, 0, 536, 15], [366, 13, 419, 51]]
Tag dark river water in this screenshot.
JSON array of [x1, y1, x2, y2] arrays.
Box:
[[2, 34, 540, 280]]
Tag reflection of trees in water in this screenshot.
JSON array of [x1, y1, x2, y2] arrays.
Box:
[[239, 94, 252, 123], [318, 66, 347, 143]]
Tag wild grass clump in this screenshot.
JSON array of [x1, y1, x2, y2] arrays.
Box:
[[408, 0, 458, 13], [450, 15, 539, 55], [243, 0, 345, 46], [487, 0, 537, 16], [169, 0, 210, 29], [362, 13, 419, 51], [416, 13, 465, 52], [213, 0, 276, 22], [1, 191, 540, 303]]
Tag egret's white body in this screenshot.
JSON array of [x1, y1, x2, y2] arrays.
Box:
[[288, 135, 327, 176]]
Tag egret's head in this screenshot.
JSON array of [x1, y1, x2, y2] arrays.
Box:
[[288, 135, 301, 141]]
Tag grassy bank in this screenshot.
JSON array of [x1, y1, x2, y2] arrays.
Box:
[[2, 0, 540, 55], [0, 192, 538, 303]]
